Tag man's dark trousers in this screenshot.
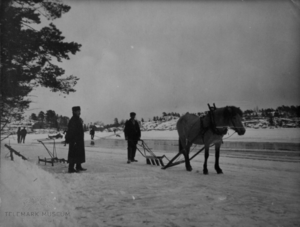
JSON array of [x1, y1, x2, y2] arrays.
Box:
[[127, 140, 138, 161]]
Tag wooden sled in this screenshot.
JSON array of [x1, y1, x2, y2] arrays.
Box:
[[37, 138, 67, 166], [136, 140, 168, 167], [48, 133, 63, 139]]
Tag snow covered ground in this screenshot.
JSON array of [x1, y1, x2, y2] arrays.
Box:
[[0, 145, 80, 227], [1, 129, 300, 227]]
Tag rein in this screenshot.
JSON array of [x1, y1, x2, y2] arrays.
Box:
[[222, 130, 236, 140]]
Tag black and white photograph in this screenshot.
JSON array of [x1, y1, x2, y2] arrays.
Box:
[[1, 0, 300, 226]]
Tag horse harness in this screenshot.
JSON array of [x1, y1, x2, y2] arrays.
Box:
[[186, 104, 236, 146], [198, 104, 228, 142]]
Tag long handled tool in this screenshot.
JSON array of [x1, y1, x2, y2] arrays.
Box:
[[37, 138, 67, 166], [136, 140, 169, 167]]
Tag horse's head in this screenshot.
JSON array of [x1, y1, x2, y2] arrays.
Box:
[[223, 106, 246, 135]]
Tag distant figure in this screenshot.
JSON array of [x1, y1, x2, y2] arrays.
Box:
[[113, 128, 117, 134], [17, 127, 21, 143], [90, 128, 95, 140], [124, 112, 141, 164], [66, 106, 86, 173], [48, 133, 63, 139], [63, 130, 68, 146], [20, 127, 27, 143]]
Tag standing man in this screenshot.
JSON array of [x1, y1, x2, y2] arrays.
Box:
[[90, 127, 95, 140], [17, 127, 21, 143], [20, 127, 27, 143], [66, 106, 86, 173], [124, 112, 141, 164]]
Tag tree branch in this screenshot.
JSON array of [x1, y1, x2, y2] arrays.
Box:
[[1, 133, 13, 142], [20, 21, 38, 31]]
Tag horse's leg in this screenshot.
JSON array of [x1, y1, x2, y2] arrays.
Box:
[[180, 139, 192, 172], [214, 143, 223, 174], [203, 144, 210, 175], [184, 142, 192, 172]]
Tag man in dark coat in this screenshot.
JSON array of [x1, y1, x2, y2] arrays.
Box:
[[90, 127, 95, 140], [20, 127, 27, 143], [66, 106, 86, 173], [124, 112, 141, 164], [17, 127, 21, 143]]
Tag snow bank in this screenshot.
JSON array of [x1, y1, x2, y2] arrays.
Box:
[[0, 147, 79, 227]]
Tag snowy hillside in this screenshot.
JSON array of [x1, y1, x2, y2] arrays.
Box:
[[141, 117, 179, 131]]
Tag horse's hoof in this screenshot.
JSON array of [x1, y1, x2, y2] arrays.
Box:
[[215, 169, 223, 174], [203, 170, 208, 175], [186, 167, 193, 172]]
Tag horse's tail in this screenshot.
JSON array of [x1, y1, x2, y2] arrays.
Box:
[[179, 138, 183, 153]]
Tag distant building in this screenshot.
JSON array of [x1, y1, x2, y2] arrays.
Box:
[[93, 124, 104, 132]]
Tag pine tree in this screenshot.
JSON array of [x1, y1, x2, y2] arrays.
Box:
[[114, 118, 119, 127], [1, 0, 81, 135], [38, 111, 45, 123], [30, 113, 38, 121]]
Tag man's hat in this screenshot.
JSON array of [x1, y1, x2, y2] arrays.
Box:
[[130, 112, 136, 117], [72, 106, 81, 112]]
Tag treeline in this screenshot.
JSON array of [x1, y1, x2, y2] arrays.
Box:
[[103, 118, 126, 129], [151, 112, 181, 122], [162, 112, 181, 117], [30, 110, 70, 130], [98, 117, 146, 129], [91, 118, 127, 130], [96, 105, 300, 130], [243, 105, 300, 119]]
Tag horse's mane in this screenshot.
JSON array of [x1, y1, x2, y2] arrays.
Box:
[[223, 106, 243, 120]]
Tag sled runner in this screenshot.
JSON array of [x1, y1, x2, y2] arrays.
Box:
[[37, 138, 67, 166]]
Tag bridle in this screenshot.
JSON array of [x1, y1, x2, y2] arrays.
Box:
[[188, 105, 244, 144], [208, 109, 228, 136], [229, 116, 238, 133], [208, 107, 244, 136], [228, 114, 246, 135]]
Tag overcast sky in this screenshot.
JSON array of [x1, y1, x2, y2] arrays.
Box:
[[27, 0, 300, 124]]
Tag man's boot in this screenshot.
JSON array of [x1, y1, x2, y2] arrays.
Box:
[[76, 163, 87, 171], [131, 146, 138, 162], [127, 147, 132, 164], [68, 163, 78, 173]]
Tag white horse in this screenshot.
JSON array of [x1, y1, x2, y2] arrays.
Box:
[[177, 106, 245, 174]]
